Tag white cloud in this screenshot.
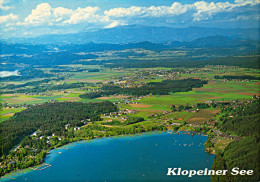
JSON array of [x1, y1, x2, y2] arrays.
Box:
[[0, 13, 18, 24], [53, 7, 74, 18], [104, 6, 144, 17], [145, 3, 194, 17], [0, 0, 12, 10], [63, 6, 100, 24], [6, 1, 260, 27], [24, 3, 52, 25], [22, 3, 76, 25], [104, 3, 194, 18], [193, 1, 234, 21], [234, 0, 260, 6], [193, 0, 260, 21], [19, 3, 102, 26], [105, 20, 126, 28], [105, 1, 260, 23]]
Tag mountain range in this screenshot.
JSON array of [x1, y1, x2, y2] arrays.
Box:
[[4, 25, 259, 45], [1, 36, 259, 55]]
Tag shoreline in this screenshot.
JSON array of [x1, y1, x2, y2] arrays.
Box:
[[0, 130, 210, 181]]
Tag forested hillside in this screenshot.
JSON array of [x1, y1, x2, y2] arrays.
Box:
[[0, 101, 117, 156], [211, 99, 260, 182]]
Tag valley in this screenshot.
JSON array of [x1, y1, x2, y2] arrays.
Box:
[[0, 40, 259, 181]]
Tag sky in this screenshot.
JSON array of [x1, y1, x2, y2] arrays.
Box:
[[0, 0, 259, 38]]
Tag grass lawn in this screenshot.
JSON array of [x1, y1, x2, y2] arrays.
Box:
[[0, 108, 25, 122], [138, 95, 200, 106]]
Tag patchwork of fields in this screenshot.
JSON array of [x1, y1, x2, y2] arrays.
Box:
[[1, 66, 259, 124]]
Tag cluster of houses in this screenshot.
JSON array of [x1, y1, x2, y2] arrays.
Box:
[[32, 132, 61, 140], [28, 119, 95, 146], [65, 120, 91, 131], [103, 69, 186, 88], [103, 109, 138, 118], [102, 109, 140, 123], [166, 122, 182, 129]]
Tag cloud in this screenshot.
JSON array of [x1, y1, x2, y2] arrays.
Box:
[[104, 6, 144, 17], [63, 6, 100, 24], [193, 1, 235, 21], [6, 1, 260, 27], [53, 7, 74, 18], [234, 0, 260, 6], [105, 20, 126, 28], [146, 3, 194, 17], [24, 3, 52, 25], [104, 1, 260, 21], [104, 3, 194, 18], [0, 13, 18, 24], [8, 3, 121, 37], [234, 15, 259, 21], [193, 0, 260, 21], [0, 0, 12, 10], [18, 3, 103, 26]]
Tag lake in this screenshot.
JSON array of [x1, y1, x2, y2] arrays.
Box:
[[1, 132, 215, 182], [0, 70, 19, 77]]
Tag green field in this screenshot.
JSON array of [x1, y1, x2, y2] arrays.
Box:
[[133, 81, 257, 108], [0, 108, 25, 122]]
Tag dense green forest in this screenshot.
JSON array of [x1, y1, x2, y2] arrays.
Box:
[[125, 116, 145, 125], [79, 79, 207, 98], [214, 75, 259, 80], [220, 99, 259, 136], [212, 136, 259, 182], [79, 91, 103, 99], [211, 99, 260, 182], [0, 101, 117, 156], [101, 57, 260, 69]]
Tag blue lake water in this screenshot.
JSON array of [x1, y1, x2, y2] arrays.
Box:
[[0, 71, 19, 77], [1, 132, 215, 182]]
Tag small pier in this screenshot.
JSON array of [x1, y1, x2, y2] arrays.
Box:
[[30, 163, 52, 171]]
